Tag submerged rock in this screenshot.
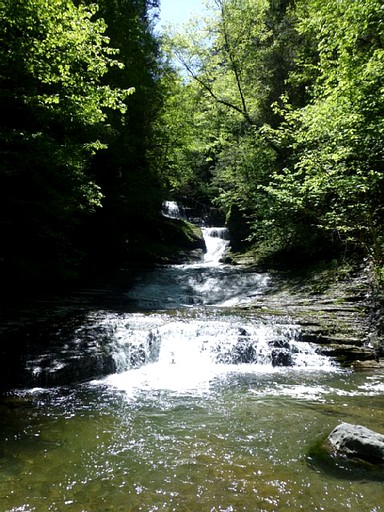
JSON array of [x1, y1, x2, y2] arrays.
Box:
[[327, 422, 384, 464]]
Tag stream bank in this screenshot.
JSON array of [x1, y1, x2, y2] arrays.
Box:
[[227, 251, 383, 369]]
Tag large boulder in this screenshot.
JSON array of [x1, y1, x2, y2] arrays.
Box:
[[327, 422, 384, 464]]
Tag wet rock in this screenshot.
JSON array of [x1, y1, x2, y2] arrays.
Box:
[[0, 317, 119, 389], [271, 349, 292, 367], [231, 342, 256, 364], [268, 339, 293, 366], [352, 359, 384, 370], [231, 328, 256, 363], [319, 345, 376, 363], [326, 422, 384, 464], [270, 339, 290, 349], [241, 265, 373, 366], [215, 328, 257, 364], [129, 343, 147, 367]]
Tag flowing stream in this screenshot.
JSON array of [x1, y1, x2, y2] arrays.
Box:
[[1, 210, 384, 511]]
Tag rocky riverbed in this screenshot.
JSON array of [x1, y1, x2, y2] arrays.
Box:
[[233, 260, 384, 369], [0, 258, 383, 391]]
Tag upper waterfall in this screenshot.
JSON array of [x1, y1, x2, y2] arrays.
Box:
[[162, 200, 186, 220], [162, 201, 230, 265]]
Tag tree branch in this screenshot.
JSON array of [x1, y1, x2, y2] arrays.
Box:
[[174, 49, 253, 125]]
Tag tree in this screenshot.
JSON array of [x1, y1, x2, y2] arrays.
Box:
[[80, 0, 166, 258], [166, 0, 270, 126], [268, 0, 384, 263], [160, 0, 300, 241], [0, 0, 132, 285], [159, 0, 384, 271]]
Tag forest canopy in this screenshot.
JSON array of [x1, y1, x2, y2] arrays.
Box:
[[160, 0, 384, 274], [0, 0, 383, 289], [0, 0, 162, 286]]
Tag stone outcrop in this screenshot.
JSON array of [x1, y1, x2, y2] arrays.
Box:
[[238, 265, 380, 366], [0, 318, 117, 389], [326, 422, 384, 464]]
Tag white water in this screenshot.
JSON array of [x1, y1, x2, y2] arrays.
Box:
[[70, 202, 336, 397], [88, 204, 339, 395], [90, 311, 337, 397], [162, 201, 230, 265], [202, 227, 230, 265], [16, 203, 338, 391], [162, 200, 186, 219]]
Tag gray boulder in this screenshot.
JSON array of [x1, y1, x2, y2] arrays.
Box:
[[327, 422, 384, 464]]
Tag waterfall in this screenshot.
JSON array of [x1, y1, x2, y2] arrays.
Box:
[[162, 200, 186, 220], [162, 200, 230, 265], [97, 314, 336, 394], [18, 201, 337, 389], [94, 314, 334, 374], [202, 227, 230, 265]]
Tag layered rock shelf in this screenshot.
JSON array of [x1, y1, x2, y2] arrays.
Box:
[[0, 261, 383, 390], [237, 265, 383, 368]]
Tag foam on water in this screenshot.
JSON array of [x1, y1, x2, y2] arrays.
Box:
[[93, 315, 338, 396]]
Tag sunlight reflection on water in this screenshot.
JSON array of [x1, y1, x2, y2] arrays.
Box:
[[1, 223, 383, 511], [2, 367, 384, 512]]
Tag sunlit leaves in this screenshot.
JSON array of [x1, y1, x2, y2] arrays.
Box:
[[4, 0, 133, 127], [163, 0, 271, 124], [271, 0, 384, 261], [158, 0, 295, 213], [0, 0, 140, 282], [0, 0, 134, 212], [160, 0, 384, 266]]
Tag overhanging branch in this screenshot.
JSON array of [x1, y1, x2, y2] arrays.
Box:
[[174, 49, 253, 125]]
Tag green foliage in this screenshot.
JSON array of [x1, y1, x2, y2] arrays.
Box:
[[164, 0, 272, 125], [0, 0, 133, 284], [3, 0, 383, 287], [160, 0, 384, 274], [0, 0, 132, 136], [211, 128, 276, 220], [84, 0, 164, 226], [153, 69, 223, 205], [159, 0, 301, 244], [268, 0, 384, 262]]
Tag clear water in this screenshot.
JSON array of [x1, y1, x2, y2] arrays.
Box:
[[1, 229, 384, 512], [1, 370, 384, 512]]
